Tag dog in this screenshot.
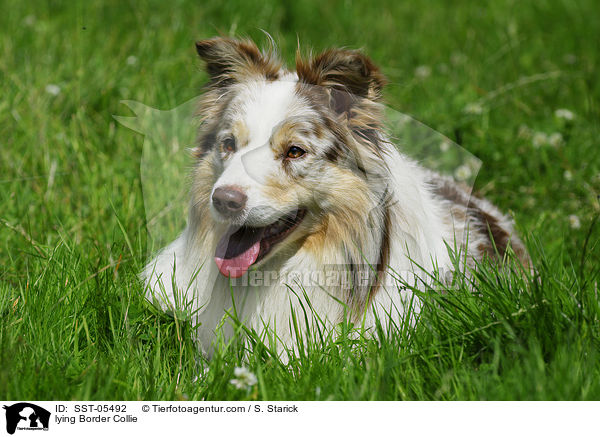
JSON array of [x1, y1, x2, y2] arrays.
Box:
[[142, 37, 530, 356]]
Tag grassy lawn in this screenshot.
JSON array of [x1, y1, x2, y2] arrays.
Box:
[[1, 0, 599, 400]]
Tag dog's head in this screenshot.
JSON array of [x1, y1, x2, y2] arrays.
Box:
[[191, 38, 390, 278]]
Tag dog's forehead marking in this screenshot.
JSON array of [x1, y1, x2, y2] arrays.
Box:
[[234, 76, 306, 150]]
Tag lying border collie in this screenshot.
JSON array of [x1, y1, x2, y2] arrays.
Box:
[[142, 37, 529, 355]]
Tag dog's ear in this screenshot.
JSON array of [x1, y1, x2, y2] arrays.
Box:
[[296, 48, 386, 114], [195, 37, 281, 86]]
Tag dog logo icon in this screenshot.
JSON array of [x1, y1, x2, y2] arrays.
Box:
[[2, 403, 50, 435]]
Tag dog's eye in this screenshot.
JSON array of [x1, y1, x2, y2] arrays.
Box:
[[286, 145, 306, 159], [222, 137, 236, 153]]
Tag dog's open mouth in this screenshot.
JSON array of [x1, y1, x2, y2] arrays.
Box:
[[214, 209, 306, 278]]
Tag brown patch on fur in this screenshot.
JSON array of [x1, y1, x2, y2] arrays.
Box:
[[193, 90, 236, 159], [308, 107, 370, 174], [477, 242, 491, 258], [195, 124, 219, 159], [368, 201, 391, 307], [262, 174, 312, 206], [271, 120, 306, 151], [471, 207, 531, 271], [300, 168, 372, 257], [324, 140, 343, 162], [270, 119, 328, 173], [301, 214, 361, 263], [310, 120, 324, 139], [294, 55, 388, 171], [195, 37, 282, 86], [300, 216, 332, 257], [232, 119, 250, 148], [469, 207, 510, 256], [432, 178, 472, 208], [295, 81, 330, 114], [449, 205, 467, 222], [433, 178, 511, 257], [190, 156, 217, 233], [429, 174, 531, 269], [295, 48, 386, 100]]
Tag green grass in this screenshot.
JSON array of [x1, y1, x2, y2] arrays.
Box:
[[1, 0, 599, 400]]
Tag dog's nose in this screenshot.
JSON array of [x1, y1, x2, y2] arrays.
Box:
[[212, 186, 247, 216]]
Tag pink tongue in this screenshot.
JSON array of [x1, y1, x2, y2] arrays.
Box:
[[214, 241, 260, 278]]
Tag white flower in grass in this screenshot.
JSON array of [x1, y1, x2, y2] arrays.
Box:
[[230, 367, 257, 390], [45, 84, 61, 96], [439, 139, 451, 152], [554, 108, 575, 121], [568, 215, 581, 229], [454, 164, 472, 181], [464, 102, 483, 115], [23, 15, 36, 27], [548, 132, 564, 148], [414, 65, 431, 79], [524, 197, 536, 208], [564, 170, 573, 181], [467, 157, 480, 170], [532, 132, 548, 148], [518, 124, 532, 140], [450, 52, 466, 66], [127, 55, 138, 66]]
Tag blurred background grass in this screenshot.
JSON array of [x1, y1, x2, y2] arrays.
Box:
[[0, 0, 599, 400]]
